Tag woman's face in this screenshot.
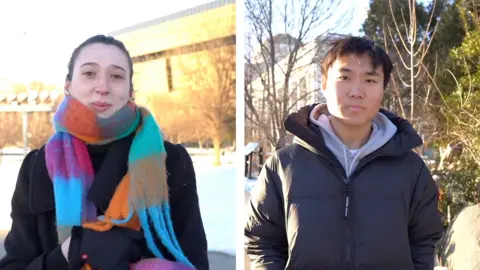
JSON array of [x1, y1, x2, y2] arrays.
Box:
[[65, 43, 131, 118]]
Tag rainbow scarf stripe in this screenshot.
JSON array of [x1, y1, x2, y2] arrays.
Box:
[[45, 96, 193, 267]]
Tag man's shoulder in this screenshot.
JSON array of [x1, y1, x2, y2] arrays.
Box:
[[398, 149, 427, 166], [264, 143, 311, 172], [386, 150, 432, 184], [276, 142, 313, 158]]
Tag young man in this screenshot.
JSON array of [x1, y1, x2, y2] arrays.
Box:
[[244, 36, 444, 269]]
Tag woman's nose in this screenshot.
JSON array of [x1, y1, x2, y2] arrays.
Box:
[[94, 77, 110, 95]]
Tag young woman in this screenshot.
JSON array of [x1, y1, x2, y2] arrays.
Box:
[[0, 35, 209, 270]]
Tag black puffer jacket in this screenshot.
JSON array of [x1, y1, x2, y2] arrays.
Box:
[[245, 105, 443, 270]]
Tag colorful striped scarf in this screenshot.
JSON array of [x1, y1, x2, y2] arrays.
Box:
[[44, 96, 193, 268]]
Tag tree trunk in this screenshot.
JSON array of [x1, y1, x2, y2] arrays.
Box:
[[213, 135, 222, 166]]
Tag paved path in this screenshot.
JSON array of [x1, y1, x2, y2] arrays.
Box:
[[0, 230, 235, 270]]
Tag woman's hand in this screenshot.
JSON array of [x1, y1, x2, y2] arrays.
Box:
[[67, 226, 143, 270]]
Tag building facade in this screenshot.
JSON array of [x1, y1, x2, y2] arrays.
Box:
[[110, 0, 236, 104], [108, 0, 236, 144], [245, 33, 345, 149]]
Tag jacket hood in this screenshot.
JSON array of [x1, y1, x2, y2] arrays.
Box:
[[284, 103, 423, 160]]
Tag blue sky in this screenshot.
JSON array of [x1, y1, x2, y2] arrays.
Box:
[[0, 0, 214, 86], [330, 0, 371, 36]]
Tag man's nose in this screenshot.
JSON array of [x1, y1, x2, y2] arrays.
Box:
[[349, 83, 364, 98]]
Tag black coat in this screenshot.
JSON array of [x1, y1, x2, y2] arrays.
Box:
[[244, 105, 444, 270], [0, 134, 209, 270]]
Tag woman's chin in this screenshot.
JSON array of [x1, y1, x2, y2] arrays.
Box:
[[94, 110, 115, 119]]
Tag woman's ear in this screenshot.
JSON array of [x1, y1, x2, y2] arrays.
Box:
[[64, 80, 71, 96]]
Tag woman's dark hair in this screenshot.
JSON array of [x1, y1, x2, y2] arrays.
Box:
[[66, 34, 134, 93], [321, 36, 393, 89]]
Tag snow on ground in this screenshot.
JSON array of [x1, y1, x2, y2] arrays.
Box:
[[195, 162, 236, 255], [0, 149, 237, 256], [189, 149, 235, 167]]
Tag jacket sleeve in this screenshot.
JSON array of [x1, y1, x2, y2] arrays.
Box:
[[244, 156, 288, 270], [167, 144, 209, 270], [0, 150, 70, 270], [409, 162, 444, 270]]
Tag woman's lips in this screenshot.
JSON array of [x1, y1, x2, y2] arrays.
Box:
[[90, 102, 112, 112]]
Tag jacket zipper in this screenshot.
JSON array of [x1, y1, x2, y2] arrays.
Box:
[[320, 154, 388, 270], [344, 178, 351, 270], [314, 145, 400, 269], [317, 155, 352, 269], [341, 155, 386, 270]]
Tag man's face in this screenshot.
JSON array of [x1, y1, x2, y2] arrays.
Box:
[[322, 53, 385, 127]]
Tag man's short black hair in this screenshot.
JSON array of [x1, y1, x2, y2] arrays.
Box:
[[321, 36, 393, 89]]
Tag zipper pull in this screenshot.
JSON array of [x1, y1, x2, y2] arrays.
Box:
[[344, 196, 350, 218], [344, 181, 350, 218]]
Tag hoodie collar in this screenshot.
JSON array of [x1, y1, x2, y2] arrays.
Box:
[[283, 103, 423, 158]]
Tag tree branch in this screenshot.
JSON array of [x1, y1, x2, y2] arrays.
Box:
[[389, 0, 411, 54], [387, 26, 411, 70]]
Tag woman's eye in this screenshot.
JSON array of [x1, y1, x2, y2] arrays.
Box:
[[83, 71, 95, 77]]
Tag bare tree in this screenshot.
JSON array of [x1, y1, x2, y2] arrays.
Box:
[[28, 111, 54, 149], [380, 18, 407, 118], [386, 0, 438, 123], [144, 92, 204, 144], [27, 87, 60, 150], [244, 0, 352, 150], [0, 112, 22, 153], [179, 42, 236, 166]]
